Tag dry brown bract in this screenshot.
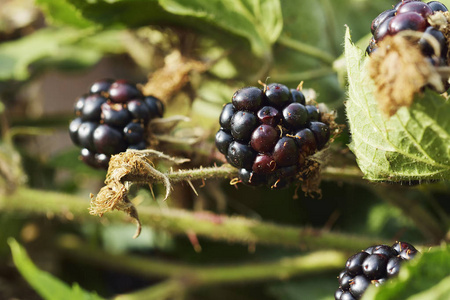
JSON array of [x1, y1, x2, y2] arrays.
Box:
[[368, 33, 443, 117], [89, 149, 189, 238]]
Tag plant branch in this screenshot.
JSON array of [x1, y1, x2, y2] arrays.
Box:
[[277, 35, 336, 65], [57, 237, 346, 287], [2, 187, 381, 251]]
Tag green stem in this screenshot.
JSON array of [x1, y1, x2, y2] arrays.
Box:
[[57, 237, 346, 286], [114, 280, 182, 300], [277, 35, 335, 65], [2, 187, 380, 251]]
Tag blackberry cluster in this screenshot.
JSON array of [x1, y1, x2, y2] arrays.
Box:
[[69, 79, 164, 169], [335, 242, 419, 300], [215, 83, 330, 189], [367, 0, 448, 67]]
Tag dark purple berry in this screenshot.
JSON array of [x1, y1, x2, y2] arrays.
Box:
[[93, 124, 127, 156], [419, 27, 447, 57], [144, 96, 164, 118], [364, 246, 375, 255], [339, 272, 353, 291], [69, 117, 83, 146], [306, 105, 320, 122], [252, 154, 276, 174], [230, 111, 257, 142], [128, 141, 146, 150], [339, 269, 347, 281], [80, 148, 97, 168], [109, 80, 142, 103], [427, 1, 448, 12], [373, 278, 387, 287], [257, 106, 281, 126], [232, 87, 264, 111], [389, 12, 427, 34], [95, 153, 110, 169], [74, 94, 87, 116], [290, 89, 305, 105], [334, 288, 343, 300], [123, 122, 145, 145], [397, 1, 433, 17], [362, 254, 389, 279], [127, 99, 151, 124], [349, 275, 370, 299], [77, 121, 98, 152], [310, 121, 330, 150], [391, 241, 417, 254], [340, 291, 356, 300], [282, 103, 308, 129], [273, 137, 299, 167], [101, 102, 131, 127], [265, 83, 291, 108], [275, 165, 298, 178], [387, 256, 403, 278], [250, 125, 278, 153], [394, 0, 420, 11], [215, 130, 233, 155], [399, 248, 419, 260], [219, 103, 235, 131], [294, 128, 317, 156], [81, 95, 107, 121], [346, 252, 370, 276], [227, 141, 256, 169], [238, 168, 266, 186], [371, 9, 396, 34], [374, 17, 394, 41], [90, 78, 114, 94], [372, 245, 398, 258]]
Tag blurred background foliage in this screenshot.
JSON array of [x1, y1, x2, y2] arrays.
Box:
[[0, 0, 449, 299]]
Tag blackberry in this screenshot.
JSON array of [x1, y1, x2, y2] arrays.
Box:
[[335, 241, 419, 299], [215, 83, 331, 188], [367, 0, 449, 78], [69, 79, 165, 169]]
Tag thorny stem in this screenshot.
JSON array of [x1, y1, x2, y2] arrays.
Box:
[[1, 187, 381, 251], [277, 35, 336, 65]]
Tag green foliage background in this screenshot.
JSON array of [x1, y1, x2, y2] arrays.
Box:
[[0, 0, 449, 299]]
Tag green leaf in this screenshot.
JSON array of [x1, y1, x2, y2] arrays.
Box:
[[36, 0, 96, 28], [363, 244, 450, 300], [36, 0, 175, 29], [8, 238, 105, 300], [0, 27, 126, 81], [344, 26, 450, 182], [159, 0, 283, 58]]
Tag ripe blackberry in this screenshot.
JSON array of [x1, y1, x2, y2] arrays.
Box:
[[69, 79, 165, 169], [335, 241, 419, 299], [367, 1, 449, 74], [215, 83, 331, 188]]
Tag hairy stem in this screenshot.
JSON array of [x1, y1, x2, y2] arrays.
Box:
[[277, 35, 335, 65], [2, 187, 380, 251]]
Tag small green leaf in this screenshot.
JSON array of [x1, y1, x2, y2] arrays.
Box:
[[8, 238, 104, 300], [344, 27, 450, 182], [363, 244, 450, 300], [159, 0, 283, 58], [36, 0, 96, 28], [0, 27, 126, 81], [36, 0, 175, 29]]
